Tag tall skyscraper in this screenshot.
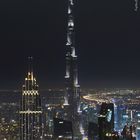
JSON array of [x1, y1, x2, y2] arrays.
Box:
[[19, 57, 43, 140], [98, 103, 114, 140], [64, 0, 81, 139]]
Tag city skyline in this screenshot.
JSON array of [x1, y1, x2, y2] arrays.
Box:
[[0, 1, 140, 140], [0, 0, 140, 89]]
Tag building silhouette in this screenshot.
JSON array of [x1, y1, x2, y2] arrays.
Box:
[[19, 57, 43, 140]]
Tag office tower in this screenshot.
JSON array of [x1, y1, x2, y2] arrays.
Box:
[[19, 57, 43, 140], [64, 0, 81, 139], [98, 103, 114, 140]]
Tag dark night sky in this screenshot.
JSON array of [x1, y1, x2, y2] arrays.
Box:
[[0, 0, 140, 89]]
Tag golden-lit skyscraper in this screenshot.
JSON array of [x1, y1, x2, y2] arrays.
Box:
[[19, 57, 43, 140]]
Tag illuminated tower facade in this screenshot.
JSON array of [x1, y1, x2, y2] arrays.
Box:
[[20, 58, 43, 140], [64, 0, 81, 139]]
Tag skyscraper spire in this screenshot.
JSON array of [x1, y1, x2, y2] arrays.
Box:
[[27, 56, 34, 82], [66, 0, 75, 47]]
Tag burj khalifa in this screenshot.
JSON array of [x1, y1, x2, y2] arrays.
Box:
[[64, 0, 82, 139]]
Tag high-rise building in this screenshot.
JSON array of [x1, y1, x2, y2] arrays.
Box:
[[98, 103, 114, 140], [63, 0, 81, 139], [19, 57, 43, 140], [64, 0, 80, 139]]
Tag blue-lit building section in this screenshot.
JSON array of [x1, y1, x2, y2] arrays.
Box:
[[114, 104, 119, 131], [136, 113, 140, 140], [117, 105, 128, 131]]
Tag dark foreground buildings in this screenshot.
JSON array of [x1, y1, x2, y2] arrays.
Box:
[[98, 103, 116, 140], [53, 118, 73, 139], [88, 122, 98, 140]]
